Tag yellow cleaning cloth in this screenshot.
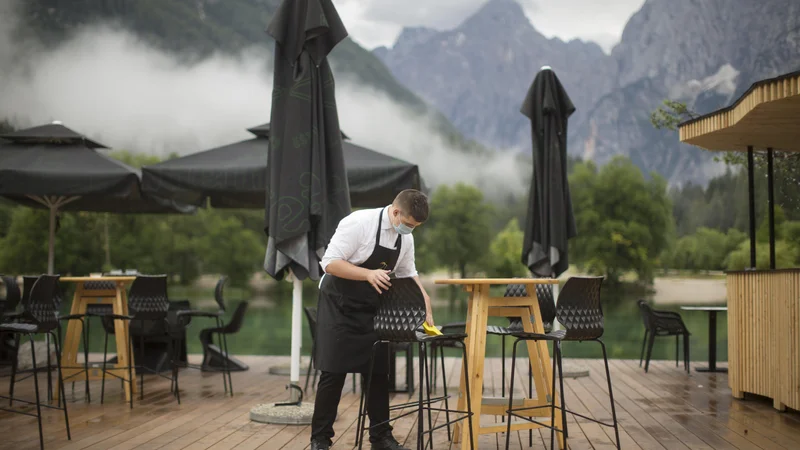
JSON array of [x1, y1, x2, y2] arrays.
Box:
[[422, 322, 443, 336]]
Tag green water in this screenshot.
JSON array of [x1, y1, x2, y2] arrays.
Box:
[[65, 282, 726, 364]]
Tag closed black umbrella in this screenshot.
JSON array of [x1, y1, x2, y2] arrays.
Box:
[[141, 124, 421, 209], [0, 122, 194, 274], [262, 0, 351, 403], [520, 67, 577, 278]]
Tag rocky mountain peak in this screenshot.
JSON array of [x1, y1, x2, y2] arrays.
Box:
[[458, 0, 533, 34]]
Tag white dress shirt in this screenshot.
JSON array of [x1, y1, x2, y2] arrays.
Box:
[[320, 205, 418, 280]]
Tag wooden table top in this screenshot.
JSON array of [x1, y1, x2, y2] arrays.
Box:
[[434, 278, 560, 285], [60, 276, 137, 282]]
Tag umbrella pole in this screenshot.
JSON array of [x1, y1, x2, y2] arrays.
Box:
[[552, 275, 561, 331], [290, 274, 303, 402], [47, 204, 56, 275], [250, 270, 314, 425]]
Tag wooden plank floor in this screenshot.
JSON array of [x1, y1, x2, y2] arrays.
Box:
[[1, 354, 799, 449]]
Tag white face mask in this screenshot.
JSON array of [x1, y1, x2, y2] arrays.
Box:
[[392, 209, 415, 235]]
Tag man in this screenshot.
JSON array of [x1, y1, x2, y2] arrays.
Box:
[[311, 189, 433, 450]]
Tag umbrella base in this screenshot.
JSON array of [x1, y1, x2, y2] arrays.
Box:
[[250, 402, 315, 425], [561, 360, 590, 378], [268, 362, 310, 376]]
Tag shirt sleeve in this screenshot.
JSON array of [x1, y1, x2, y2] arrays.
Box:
[[320, 213, 364, 273], [393, 234, 418, 278]]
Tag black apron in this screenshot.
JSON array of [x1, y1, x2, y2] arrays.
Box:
[[315, 207, 401, 374]]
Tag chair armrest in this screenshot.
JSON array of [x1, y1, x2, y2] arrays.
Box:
[[652, 310, 684, 320], [653, 315, 689, 332], [97, 313, 135, 321], [176, 310, 222, 318]]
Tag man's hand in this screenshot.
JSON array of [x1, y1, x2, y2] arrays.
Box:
[[366, 269, 391, 293], [424, 293, 434, 327]]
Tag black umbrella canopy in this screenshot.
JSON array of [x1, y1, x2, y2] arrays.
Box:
[[263, 0, 352, 282], [0, 122, 195, 274], [141, 123, 421, 209], [520, 67, 577, 278], [0, 123, 193, 214]]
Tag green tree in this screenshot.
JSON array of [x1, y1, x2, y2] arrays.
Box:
[[650, 99, 699, 130], [569, 157, 673, 284], [725, 240, 797, 270], [487, 218, 529, 278], [426, 183, 493, 278], [197, 211, 264, 287]]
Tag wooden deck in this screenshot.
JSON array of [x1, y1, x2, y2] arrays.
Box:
[[0, 355, 799, 449]]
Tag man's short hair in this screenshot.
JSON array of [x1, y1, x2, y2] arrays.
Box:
[[393, 189, 429, 223]]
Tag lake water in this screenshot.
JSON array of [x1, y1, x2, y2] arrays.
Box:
[[151, 281, 727, 364]]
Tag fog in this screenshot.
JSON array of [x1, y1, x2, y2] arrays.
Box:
[[0, 1, 528, 199]]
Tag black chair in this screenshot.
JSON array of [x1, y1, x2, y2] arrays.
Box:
[[504, 276, 620, 450], [12, 275, 89, 405], [355, 277, 475, 450], [638, 300, 691, 373], [197, 300, 248, 373], [1, 275, 23, 321], [303, 305, 358, 394], [168, 276, 234, 404], [0, 276, 22, 364], [2, 275, 71, 450], [93, 275, 171, 408]]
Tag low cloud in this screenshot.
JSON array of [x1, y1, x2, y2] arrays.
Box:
[[0, 2, 528, 199]]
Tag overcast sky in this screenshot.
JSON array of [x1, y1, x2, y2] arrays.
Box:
[[335, 0, 647, 53]]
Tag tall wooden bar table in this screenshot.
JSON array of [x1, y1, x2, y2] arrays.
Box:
[[435, 278, 563, 450], [56, 276, 137, 402]]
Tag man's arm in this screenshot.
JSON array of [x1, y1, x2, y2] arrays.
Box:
[[325, 260, 372, 281], [321, 212, 391, 292], [395, 235, 434, 326], [320, 213, 368, 281], [412, 275, 434, 327]]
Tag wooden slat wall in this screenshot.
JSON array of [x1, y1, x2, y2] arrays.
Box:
[[727, 270, 800, 410]]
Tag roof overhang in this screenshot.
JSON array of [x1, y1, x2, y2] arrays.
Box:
[[678, 70, 800, 152]]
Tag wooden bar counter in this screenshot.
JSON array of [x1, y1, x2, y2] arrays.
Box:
[[727, 268, 800, 411]]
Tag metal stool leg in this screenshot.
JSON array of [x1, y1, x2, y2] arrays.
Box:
[[440, 344, 452, 441], [28, 334, 45, 450], [101, 328, 109, 404], [356, 342, 379, 450], [9, 334, 18, 407], [598, 340, 621, 449], [461, 340, 475, 450], [423, 343, 433, 449], [639, 330, 647, 366], [504, 339, 520, 450], [417, 342, 425, 450], [52, 329, 71, 440]]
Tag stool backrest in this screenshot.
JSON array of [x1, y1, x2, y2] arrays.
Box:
[[128, 275, 169, 320], [21, 275, 38, 307], [504, 283, 557, 331], [1, 276, 21, 314], [556, 276, 605, 340], [374, 277, 426, 342], [214, 276, 228, 312], [24, 274, 61, 330]]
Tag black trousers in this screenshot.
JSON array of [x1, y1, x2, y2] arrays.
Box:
[[311, 370, 392, 445]]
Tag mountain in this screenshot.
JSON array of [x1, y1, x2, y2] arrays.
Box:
[[375, 0, 616, 152], [7, 0, 486, 153], [375, 0, 800, 185]]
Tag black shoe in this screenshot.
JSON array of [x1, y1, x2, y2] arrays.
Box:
[[370, 435, 410, 450], [310, 439, 330, 450]]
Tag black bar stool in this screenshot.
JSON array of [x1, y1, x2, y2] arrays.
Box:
[[2, 275, 72, 450], [504, 276, 620, 450], [355, 277, 475, 450]]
